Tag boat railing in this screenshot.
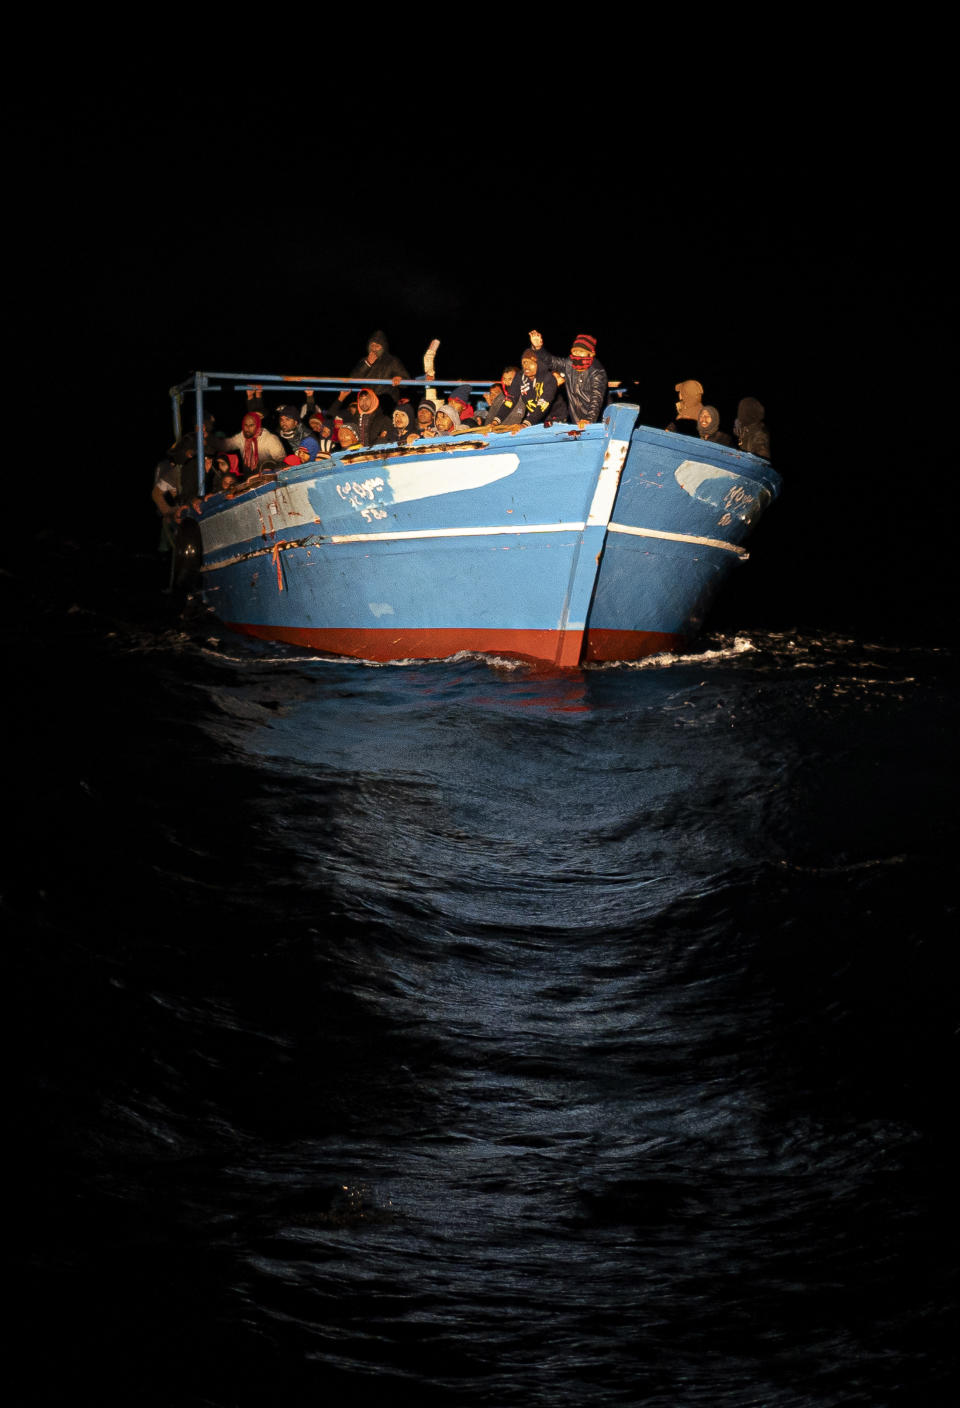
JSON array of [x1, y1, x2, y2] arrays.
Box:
[[170, 369, 627, 495]]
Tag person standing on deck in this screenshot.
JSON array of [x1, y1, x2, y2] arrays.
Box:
[[330, 330, 410, 413], [527, 330, 607, 427]]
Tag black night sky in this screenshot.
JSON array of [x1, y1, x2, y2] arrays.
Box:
[[19, 70, 947, 641]]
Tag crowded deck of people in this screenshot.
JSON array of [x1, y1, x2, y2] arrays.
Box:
[[153, 328, 771, 533]]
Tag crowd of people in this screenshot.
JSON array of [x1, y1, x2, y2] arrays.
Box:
[[152, 328, 770, 529]]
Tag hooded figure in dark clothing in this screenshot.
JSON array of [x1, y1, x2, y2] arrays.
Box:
[[697, 405, 734, 446], [665, 379, 705, 436], [389, 404, 418, 445], [332, 329, 410, 412], [734, 397, 771, 459]]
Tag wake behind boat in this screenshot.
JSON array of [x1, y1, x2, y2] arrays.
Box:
[[171, 374, 781, 667]]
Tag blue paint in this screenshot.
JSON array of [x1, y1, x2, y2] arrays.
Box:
[[175, 372, 780, 664]]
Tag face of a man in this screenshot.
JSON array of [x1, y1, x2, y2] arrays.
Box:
[[436, 412, 453, 433], [338, 426, 358, 447], [358, 391, 374, 413], [279, 414, 298, 432], [522, 356, 537, 378], [417, 406, 433, 425], [367, 341, 383, 362], [242, 415, 258, 437]]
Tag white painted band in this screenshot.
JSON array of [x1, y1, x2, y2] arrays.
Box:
[[328, 521, 586, 544], [607, 522, 749, 557], [200, 517, 747, 574], [586, 438, 629, 526], [200, 520, 589, 572]]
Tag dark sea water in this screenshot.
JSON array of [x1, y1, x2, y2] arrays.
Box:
[[6, 532, 956, 1407]]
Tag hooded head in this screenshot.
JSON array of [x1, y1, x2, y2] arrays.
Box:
[[296, 435, 321, 460], [357, 387, 380, 415], [433, 402, 461, 435], [736, 396, 765, 427], [241, 411, 263, 439], [674, 380, 704, 419], [365, 330, 389, 361], [698, 406, 721, 438]]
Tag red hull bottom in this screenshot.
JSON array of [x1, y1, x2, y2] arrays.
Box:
[[227, 622, 683, 667]]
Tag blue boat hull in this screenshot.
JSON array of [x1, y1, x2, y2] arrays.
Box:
[[186, 404, 780, 666]]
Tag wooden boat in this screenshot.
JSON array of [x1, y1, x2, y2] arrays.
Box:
[[172, 373, 780, 667]]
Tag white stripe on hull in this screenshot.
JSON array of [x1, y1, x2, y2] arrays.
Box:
[[607, 522, 749, 557]]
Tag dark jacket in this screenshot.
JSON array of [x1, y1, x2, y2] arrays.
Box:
[[735, 397, 770, 459], [348, 329, 409, 386], [698, 406, 734, 446], [356, 390, 392, 447], [497, 363, 559, 427], [538, 347, 608, 423]]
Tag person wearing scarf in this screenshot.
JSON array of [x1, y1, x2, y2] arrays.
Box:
[[527, 329, 608, 428], [222, 410, 285, 475], [277, 404, 309, 453], [697, 406, 734, 446]]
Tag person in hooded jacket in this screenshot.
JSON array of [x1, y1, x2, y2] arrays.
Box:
[[331, 329, 410, 412], [665, 380, 704, 436], [389, 404, 418, 445], [283, 435, 324, 466], [527, 330, 607, 427], [734, 397, 771, 459], [447, 385, 477, 426], [210, 450, 243, 492], [355, 388, 392, 447], [697, 406, 734, 446], [433, 403, 462, 436]]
